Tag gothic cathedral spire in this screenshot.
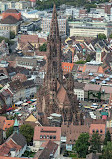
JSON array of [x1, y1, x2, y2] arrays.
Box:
[[46, 4, 63, 85], [49, 4, 59, 38]]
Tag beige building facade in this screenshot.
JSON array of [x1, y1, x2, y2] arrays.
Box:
[[0, 23, 19, 35], [69, 21, 110, 37]]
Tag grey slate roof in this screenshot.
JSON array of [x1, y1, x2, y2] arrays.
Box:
[[12, 132, 27, 147]]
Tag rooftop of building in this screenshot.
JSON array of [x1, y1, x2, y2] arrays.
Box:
[[33, 126, 61, 141], [3, 120, 14, 131], [5, 9, 19, 13], [0, 15, 19, 24]]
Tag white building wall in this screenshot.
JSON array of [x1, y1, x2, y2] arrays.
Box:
[[74, 89, 84, 101], [70, 27, 108, 37]]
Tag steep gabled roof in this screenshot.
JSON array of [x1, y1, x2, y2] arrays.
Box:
[[25, 114, 37, 122], [35, 140, 58, 159], [57, 85, 71, 105], [1, 16, 19, 24], [5, 9, 19, 13], [11, 132, 27, 147]]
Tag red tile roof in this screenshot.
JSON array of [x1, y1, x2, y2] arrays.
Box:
[[3, 120, 14, 131], [84, 84, 101, 91], [5, 9, 19, 13], [57, 85, 71, 105], [0, 157, 29, 159], [33, 126, 61, 141], [1, 15, 19, 24], [61, 124, 89, 144], [20, 35, 39, 43], [0, 116, 6, 129], [20, 35, 46, 44], [0, 139, 21, 156], [62, 62, 74, 72]]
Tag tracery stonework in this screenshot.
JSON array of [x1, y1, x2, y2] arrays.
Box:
[[37, 5, 84, 125]]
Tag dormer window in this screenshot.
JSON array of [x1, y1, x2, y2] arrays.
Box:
[[53, 135, 56, 139], [43, 135, 46, 139], [50, 135, 52, 139], [47, 135, 49, 139], [40, 135, 42, 139], [92, 129, 95, 133], [100, 130, 103, 133]]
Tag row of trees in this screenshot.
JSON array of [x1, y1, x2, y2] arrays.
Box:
[[74, 131, 111, 158]]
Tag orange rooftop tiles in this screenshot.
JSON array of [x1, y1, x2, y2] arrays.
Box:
[[34, 126, 61, 141], [3, 120, 14, 131]]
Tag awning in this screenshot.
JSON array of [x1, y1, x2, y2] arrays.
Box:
[[15, 111, 20, 114], [22, 103, 28, 106], [98, 108, 103, 111], [102, 115, 107, 120], [15, 101, 23, 105], [27, 101, 32, 104], [6, 107, 14, 111], [30, 99, 37, 102], [101, 112, 108, 116]]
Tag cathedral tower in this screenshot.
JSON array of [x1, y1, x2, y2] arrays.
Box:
[[45, 4, 63, 87], [38, 5, 83, 126]]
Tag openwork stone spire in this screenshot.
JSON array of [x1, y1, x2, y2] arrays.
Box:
[[49, 4, 59, 38], [46, 4, 63, 84]]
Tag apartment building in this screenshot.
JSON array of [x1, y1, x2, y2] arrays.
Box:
[[42, 16, 67, 36], [0, 1, 30, 12], [74, 82, 85, 101]]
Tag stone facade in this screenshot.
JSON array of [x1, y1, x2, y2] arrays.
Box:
[[37, 5, 83, 126]]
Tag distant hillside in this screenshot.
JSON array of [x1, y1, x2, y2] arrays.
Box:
[[36, 0, 109, 11]]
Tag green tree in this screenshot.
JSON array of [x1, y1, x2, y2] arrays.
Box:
[[97, 33, 106, 40], [102, 142, 112, 159], [86, 54, 91, 62], [75, 60, 86, 64], [84, 3, 97, 12], [20, 124, 34, 144], [6, 126, 14, 139], [39, 43, 47, 52], [74, 133, 90, 158], [0, 36, 14, 46], [90, 132, 101, 153], [103, 130, 111, 145], [10, 31, 15, 39], [109, 34, 112, 38]]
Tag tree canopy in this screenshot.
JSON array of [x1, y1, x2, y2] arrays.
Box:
[[20, 124, 34, 144], [39, 43, 47, 52], [103, 130, 111, 145], [36, 0, 87, 10], [102, 142, 112, 159], [36, 0, 109, 11], [6, 126, 14, 139], [90, 132, 101, 153], [109, 34, 112, 38], [0, 36, 14, 46], [75, 60, 86, 64], [97, 33, 107, 40], [10, 31, 15, 39], [74, 133, 90, 158]]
